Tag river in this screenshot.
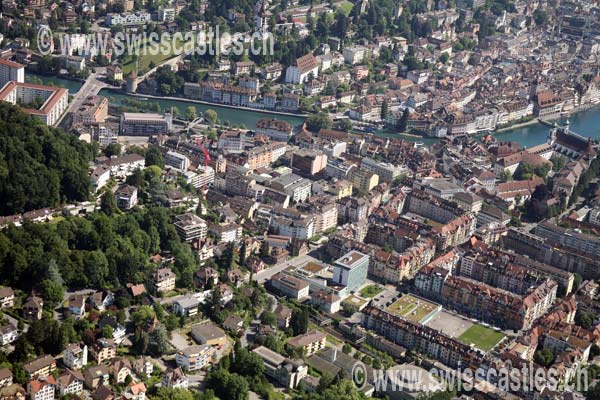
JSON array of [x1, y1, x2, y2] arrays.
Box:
[[27, 72, 600, 146]]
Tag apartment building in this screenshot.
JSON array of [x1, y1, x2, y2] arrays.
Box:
[[362, 306, 486, 369], [0, 81, 68, 126], [290, 149, 328, 176], [165, 151, 191, 171], [208, 223, 243, 243], [106, 12, 151, 25], [175, 345, 215, 372], [285, 53, 319, 84], [72, 95, 108, 126], [503, 228, 600, 279], [183, 167, 215, 189], [534, 221, 600, 257], [217, 130, 246, 151], [23, 355, 56, 379], [287, 330, 326, 356], [361, 158, 407, 183], [350, 169, 379, 193], [0, 58, 24, 87], [270, 174, 312, 203], [174, 213, 208, 242], [256, 118, 293, 142]]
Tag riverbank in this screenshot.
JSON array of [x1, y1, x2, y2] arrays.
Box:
[[102, 87, 309, 119], [494, 117, 539, 133]]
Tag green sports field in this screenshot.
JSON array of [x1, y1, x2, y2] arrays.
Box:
[[458, 324, 505, 351]]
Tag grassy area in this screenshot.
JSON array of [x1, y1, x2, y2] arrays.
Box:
[[121, 37, 187, 75], [359, 284, 384, 298], [458, 325, 505, 351], [337, 0, 354, 15], [386, 294, 439, 324], [343, 295, 367, 309]]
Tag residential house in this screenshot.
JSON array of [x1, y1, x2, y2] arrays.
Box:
[[110, 358, 132, 385], [162, 368, 188, 390], [90, 339, 117, 364], [22, 295, 43, 320], [63, 343, 88, 370], [83, 365, 110, 390], [0, 324, 18, 346], [0, 287, 15, 308], [152, 268, 176, 293], [27, 377, 55, 400], [57, 370, 84, 396]]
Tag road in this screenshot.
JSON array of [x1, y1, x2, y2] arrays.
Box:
[[253, 246, 324, 284], [56, 67, 108, 128]]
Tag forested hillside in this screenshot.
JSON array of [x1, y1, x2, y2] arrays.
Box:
[[0, 102, 94, 216]]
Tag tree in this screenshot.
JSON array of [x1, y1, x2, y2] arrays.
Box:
[[102, 325, 114, 339], [342, 302, 358, 316], [148, 325, 170, 356], [259, 241, 270, 259], [397, 108, 410, 132], [238, 242, 247, 267], [290, 307, 308, 336], [204, 109, 218, 125], [306, 113, 333, 132], [380, 100, 388, 121], [145, 146, 165, 168], [534, 348, 554, 367], [100, 191, 118, 216], [104, 143, 122, 158], [185, 106, 197, 121], [206, 369, 249, 400], [41, 279, 64, 309]]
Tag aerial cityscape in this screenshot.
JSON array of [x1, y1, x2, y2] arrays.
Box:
[[0, 0, 600, 400]]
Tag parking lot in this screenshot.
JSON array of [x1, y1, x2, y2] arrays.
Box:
[[424, 310, 474, 339]]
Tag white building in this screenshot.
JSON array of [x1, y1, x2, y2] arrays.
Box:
[[27, 377, 56, 400], [106, 12, 151, 26], [120, 112, 173, 136], [183, 167, 215, 189], [165, 151, 191, 171], [174, 213, 208, 242], [63, 343, 88, 370], [343, 46, 367, 65], [0, 82, 68, 126], [285, 54, 319, 84], [0, 324, 18, 346], [175, 345, 215, 372], [0, 58, 24, 87]]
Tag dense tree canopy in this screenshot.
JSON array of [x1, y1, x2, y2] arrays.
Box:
[[0, 102, 94, 216]]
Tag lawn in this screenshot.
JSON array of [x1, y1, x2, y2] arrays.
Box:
[[359, 284, 384, 298], [337, 0, 354, 15], [386, 294, 440, 324], [458, 325, 505, 351], [121, 37, 188, 75]]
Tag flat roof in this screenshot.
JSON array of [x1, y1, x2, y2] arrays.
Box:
[[335, 250, 368, 269]]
